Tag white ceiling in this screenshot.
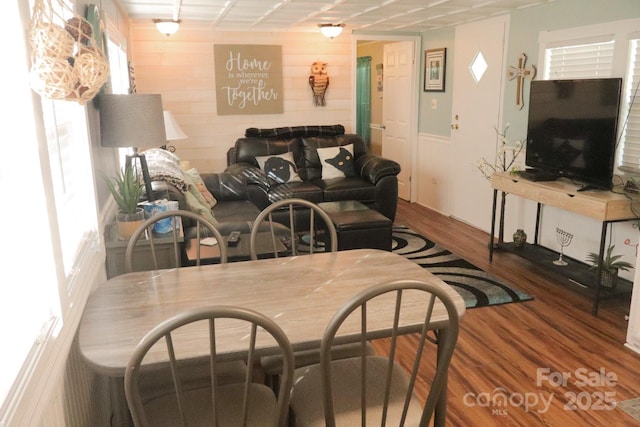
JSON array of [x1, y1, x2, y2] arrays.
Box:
[[117, 0, 555, 33]]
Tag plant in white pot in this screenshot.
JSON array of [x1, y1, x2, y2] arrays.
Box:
[[103, 166, 145, 240], [586, 245, 633, 291]]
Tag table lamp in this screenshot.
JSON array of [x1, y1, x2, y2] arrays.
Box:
[[99, 94, 166, 202], [162, 110, 187, 152]]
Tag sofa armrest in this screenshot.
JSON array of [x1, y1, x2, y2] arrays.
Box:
[[356, 154, 401, 184]]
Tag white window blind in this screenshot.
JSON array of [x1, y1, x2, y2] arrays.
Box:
[[544, 40, 614, 79], [619, 39, 640, 170]]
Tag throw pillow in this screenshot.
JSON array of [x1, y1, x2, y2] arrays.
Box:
[[255, 152, 302, 184], [182, 172, 215, 215], [183, 191, 217, 225], [316, 144, 356, 179], [184, 168, 217, 209]]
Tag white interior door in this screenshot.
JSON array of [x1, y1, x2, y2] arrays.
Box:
[[449, 16, 509, 230], [383, 41, 413, 201]]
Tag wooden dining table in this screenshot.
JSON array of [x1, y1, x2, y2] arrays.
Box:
[[78, 248, 465, 426]]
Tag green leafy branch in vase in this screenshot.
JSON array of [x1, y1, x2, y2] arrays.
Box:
[[475, 124, 526, 180]]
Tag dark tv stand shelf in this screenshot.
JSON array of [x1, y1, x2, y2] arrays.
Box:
[[489, 172, 636, 315], [496, 242, 632, 299]]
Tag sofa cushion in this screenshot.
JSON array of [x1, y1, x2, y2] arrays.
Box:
[[312, 177, 377, 203], [266, 181, 324, 204], [234, 137, 302, 167], [201, 172, 248, 202], [212, 200, 260, 224], [316, 144, 356, 179], [255, 152, 302, 184], [299, 137, 340, 180]]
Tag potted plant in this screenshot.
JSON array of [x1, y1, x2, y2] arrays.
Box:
[[586, 245, 633, 291], [103, 166, 145, 240]]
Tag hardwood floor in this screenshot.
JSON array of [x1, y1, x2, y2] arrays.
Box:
[[381, 200, 640, 426]]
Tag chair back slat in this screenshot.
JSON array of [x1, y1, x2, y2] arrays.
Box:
[[209, 319, 218, 426], [164, 333, 188, 425]]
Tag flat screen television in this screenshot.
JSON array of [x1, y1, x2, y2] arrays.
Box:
[[525, 77, 623, 190]]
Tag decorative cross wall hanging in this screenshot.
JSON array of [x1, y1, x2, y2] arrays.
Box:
[[507, 53, 536, 110]]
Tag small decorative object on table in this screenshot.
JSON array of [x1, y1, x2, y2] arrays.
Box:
[[553, 227, 573, 266], [513, 229, 527, 248], [475, 124, 526, 180], [586, 245, 633, 291]]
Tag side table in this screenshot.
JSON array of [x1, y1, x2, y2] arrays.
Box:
[[104, 222, 184, 278]]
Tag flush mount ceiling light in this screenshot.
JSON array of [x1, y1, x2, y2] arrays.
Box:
[[318, 23, 344, 39], [153, 19, 181, 36]]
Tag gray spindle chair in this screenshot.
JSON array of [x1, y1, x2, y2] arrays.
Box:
[[249, 198, 337, 260], [124, 306, 294, 427], [289, 279, 461, 427], [125, 209, 227, 273]]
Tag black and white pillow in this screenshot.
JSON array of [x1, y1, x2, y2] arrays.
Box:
[[255, 152, 302, 184], [317, 144, 356, 179]]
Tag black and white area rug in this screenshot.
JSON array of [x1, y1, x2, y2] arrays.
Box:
[[392, 227, 534, 309]]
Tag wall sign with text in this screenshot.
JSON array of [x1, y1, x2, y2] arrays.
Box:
[[214, 44, 283, 115]]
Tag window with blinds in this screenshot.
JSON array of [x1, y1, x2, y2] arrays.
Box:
[[539, 19, 640, 174], [544, 41, 614, 79]]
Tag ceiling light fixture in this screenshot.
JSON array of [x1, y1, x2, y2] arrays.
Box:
[[153, 19, 181, 36], [318, 23, 345, 39]]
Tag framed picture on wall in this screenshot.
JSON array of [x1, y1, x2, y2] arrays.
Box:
[[424, 48, 446, 92]]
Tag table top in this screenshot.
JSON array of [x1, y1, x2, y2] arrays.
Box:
[[78, 249, 465, 376]]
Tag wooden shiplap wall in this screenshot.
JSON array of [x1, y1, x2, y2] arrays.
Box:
[[129, 21, 354, 173]]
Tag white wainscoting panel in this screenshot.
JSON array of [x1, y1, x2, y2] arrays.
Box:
[[626, 250, 640, 355], [416, 133, 451, 214]]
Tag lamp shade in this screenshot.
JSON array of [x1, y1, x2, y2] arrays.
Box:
[[99, 94, 166, 148], [163, 111, 188, 141]]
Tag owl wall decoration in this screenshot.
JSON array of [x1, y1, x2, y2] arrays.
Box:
[[309, 61, 329, 106]]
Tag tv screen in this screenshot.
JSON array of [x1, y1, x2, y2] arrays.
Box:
[[525, 78, 622, 190]]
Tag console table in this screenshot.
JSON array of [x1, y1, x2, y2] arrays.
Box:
[[489, 172, 636, 315]]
